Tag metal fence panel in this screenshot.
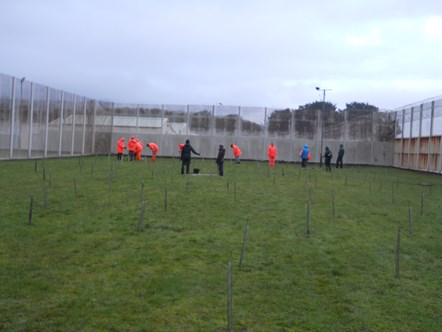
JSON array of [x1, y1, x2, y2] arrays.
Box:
[[5, 72, 442, 172], [0, 75, 13, 158]]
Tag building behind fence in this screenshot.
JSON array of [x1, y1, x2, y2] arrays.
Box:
[[394, 99, 442, 172], [1, 72, 441, 172]]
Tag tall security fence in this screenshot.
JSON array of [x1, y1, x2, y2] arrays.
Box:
[[0, 72, 400, 167]]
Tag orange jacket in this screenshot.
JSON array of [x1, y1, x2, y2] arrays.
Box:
[[134, 140, 143, 153], [231, 144, 242, 157], [127, 137, 137, 152], [147, 142, 159, 154], [117, 138, 125, 154], [267, 144, 277, 158]]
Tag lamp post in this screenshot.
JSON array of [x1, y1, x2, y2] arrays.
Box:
[[315, 86, 331, 167]]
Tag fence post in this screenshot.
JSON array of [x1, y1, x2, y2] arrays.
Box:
[[9, 77, 16, 159], [28, 82, 35, 158], [81, 97, 87, 155], [70, 95, 76, 156], [44, 87, 50, 158], [58, 91, 65, 156], [109, 102, 115, 157], [91, 99, 97, 155]]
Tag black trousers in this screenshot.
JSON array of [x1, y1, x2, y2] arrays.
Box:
[[336, 157, 343, 168], [217, 162, 224, 176], [325, 159, 331, 171], [129, 151, 135, 161], [301, 158, 308, 167], [181, 158, 190, 174]]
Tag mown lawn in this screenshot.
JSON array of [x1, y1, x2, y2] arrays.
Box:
[[0, 156, 441, 331]]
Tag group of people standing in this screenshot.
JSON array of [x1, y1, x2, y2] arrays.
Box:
[[267, 142, 345, 171], [323, 144, 345, 171], [298, 143, 345, 171], [181, 141, 242, 176], [116, 137, 199, 176], [116, 136, 159, 161], [117, 137, 345, 174]]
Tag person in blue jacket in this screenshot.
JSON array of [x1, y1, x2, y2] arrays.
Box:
[[299, 144, 311, 168]]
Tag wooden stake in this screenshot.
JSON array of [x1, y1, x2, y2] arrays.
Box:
[[138, 200, 147, 232], [391, 186, 395, 204], [395, 225, 401, 279], [227, 261, 233, 331], [28, 195, 34, 225], [420, 192, 424, 216], [43, 182, 48, 209], [164, 187, 168, 211], [239, 218, 249, 269], [140, 181, 144, 203], [234, 182, 237, 203], [73, 177, 77, 198], [108, 170, 113, 191]]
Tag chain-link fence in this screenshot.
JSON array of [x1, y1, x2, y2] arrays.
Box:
[[0, 72, 406, 168]]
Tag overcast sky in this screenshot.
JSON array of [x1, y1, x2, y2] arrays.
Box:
[[1, 0, 441, 110]]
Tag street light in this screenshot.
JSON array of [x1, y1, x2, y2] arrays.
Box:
[[315, 86, 331, 167]]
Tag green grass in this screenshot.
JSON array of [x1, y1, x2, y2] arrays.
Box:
[[0, 156, 441, 331]]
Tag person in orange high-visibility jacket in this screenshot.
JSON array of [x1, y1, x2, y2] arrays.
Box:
[[230, 144, 242, 164], [116, 137, 125, 161], [146, 142, 159, 161], [127, 136, 137, 161], [267, 142, 277, 167], [134, 139, 143, 160]]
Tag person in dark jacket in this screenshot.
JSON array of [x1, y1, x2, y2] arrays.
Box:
[[336, 144, 345, 168], [216, 145, 226, 176], [324, 146, 333, 172], [180, 139, 200, 174]]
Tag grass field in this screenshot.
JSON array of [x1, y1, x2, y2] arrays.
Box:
[[0, 156, 441, 331]]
